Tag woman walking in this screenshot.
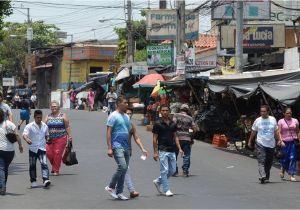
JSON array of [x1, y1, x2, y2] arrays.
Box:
[[87, 88, 95, 112], [45, 101, 72, 176], [0, 109, 23, 195], [18, 96, 31, 130], [278, 107, 300, 181]]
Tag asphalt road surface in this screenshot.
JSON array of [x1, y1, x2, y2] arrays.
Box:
[[1, 109, 300, 209]]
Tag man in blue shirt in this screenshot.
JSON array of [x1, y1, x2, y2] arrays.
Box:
[[105, 95, 131, 200]]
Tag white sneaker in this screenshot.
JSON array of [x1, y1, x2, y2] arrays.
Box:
[[105, 186, 118, 199], [165, 190, 174, 197], [117, 193, 129, 200], [43, 180, 51, 188], [31, 182, 38, 188], [153, 179, 162, 194]]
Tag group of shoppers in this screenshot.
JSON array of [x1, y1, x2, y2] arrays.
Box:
[[0, 96, 73, 195], [105, 96, 196, 200], [248, 105, 299, 184]]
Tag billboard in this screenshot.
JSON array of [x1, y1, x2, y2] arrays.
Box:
[[212, 0, 270, 20], [132, 64, 149, 75], [146, 9, 199, 40], [147, 44, 173, 66], [221, 24, 285, 49]]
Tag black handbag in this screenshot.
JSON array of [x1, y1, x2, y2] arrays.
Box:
[[5, 122, 17, 144], [275, 146, 284, 159], [63, 141, 78, 166]]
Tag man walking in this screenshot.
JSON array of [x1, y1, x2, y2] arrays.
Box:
[[173, 104, 197, 177], [124, 107, 148, 198], [22, 110, 51, 188], [105, 96, 131, 200], [248, 105, 284, 184], [106, 86, 117, 115], [152, 105, 183, 196]]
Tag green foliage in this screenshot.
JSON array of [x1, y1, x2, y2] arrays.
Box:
[[0, 1, 12, 40], [114, 19, 148, 63], [0, 21, 62, 80], [134, 49, 147, 62]]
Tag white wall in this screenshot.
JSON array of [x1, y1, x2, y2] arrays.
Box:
[[284, 47, 300, 70]]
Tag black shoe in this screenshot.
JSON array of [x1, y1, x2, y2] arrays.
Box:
[[182, 171, 189, 177], [172, 172, 178, 177], [17, 125, 20, 130], [259, 177, 266, 184]]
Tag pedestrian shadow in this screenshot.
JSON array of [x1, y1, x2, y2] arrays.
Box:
[[50, 173, 77, 176], [3, 192, 24, 196]]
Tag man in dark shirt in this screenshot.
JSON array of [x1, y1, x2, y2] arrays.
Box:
[[152, 105, 183, 197], [173, 104, 197, 177]]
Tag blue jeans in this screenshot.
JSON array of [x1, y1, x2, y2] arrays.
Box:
[[29, 150, 49, 182], [175, 141, 192, 174], [124, 156, 135, 193], [109, 148, 130, 194], [124, 167, 135, 193], [281, 141, 297, 175], [155, 151, 176, 193], [108, 102, 116, 115], [0, 150, 15, 189]]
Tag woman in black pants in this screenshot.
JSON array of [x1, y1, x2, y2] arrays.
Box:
[[0, 109, 23, 195]]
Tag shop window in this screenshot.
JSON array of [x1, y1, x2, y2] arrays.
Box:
[[90, 66, 103, 74]]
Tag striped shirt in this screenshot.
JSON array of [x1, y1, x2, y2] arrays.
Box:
[[47, 113, 67, 139]]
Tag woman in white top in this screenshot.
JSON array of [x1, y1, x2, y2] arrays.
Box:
[[0, 109, 23, 195]]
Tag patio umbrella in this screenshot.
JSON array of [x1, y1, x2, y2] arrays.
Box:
[[132, 73, 165, 88], [151, 81, 167, 97]]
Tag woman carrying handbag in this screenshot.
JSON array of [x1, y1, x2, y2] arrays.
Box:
[[44, 101, 73, 176], [278, 107, 300, 182], [0, 109, 23, 195]]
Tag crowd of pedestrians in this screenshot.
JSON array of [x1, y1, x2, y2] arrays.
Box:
[[1, 88, 300, 199], [0, 91, 73, 196]]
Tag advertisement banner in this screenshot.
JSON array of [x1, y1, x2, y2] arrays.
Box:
[[146, 9, 199, 40], [132, 65, 149, 75], [176, 55, 185, 75], [147, 44, 173, 66], [212, 0, 270, 20], [221, 24, 285, 49], [2, 78, 15, 87]]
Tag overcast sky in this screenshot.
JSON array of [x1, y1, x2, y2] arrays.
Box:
[[5, 0, 211, 42]]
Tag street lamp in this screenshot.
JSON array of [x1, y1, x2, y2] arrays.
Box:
[[98, 18, 126, 23]]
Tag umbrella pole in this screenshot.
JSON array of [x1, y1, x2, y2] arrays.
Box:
[[187, 80, 202, 105]]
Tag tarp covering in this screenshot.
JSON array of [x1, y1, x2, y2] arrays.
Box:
[[208, 78, 300, 105], [132, 73, 165, 88], [161, 79, 186, 88], [75, 74, 112, 92]]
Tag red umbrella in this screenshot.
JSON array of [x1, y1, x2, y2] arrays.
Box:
[[133, 74, 165, 88]]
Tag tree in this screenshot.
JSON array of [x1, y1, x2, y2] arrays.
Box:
[[114, 19, 148, 63], [0, 21, 62, 80], [0, 1, 12, 40]]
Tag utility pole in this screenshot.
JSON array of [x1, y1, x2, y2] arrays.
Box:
[[176, 0, 185, 56], [68, 34, 73, 88], [236, 1, 244, 73], [127, 0, 134, 63], [26, 8, 32, 87]]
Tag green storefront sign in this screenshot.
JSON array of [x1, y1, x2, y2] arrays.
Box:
[[147, 44, 173, 66]]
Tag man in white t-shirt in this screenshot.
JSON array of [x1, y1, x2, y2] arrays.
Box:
[[248, 105, 284, 184], [23, 110, 51, 188], [106, 87, 118, 115]]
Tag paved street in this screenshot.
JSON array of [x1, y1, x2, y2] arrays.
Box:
[[1, 109, 300, 209]]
